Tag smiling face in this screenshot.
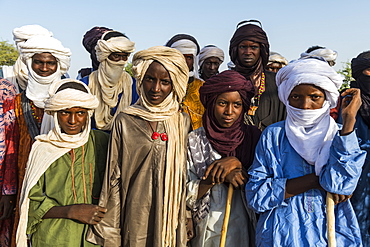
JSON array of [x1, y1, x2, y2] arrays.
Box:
[[237, 40, 260, 67], [31, 52, 58, 77], [288, 84, 326, 110], [57, 107, 88, 135], [214, 91, 243, 128], [142, 61, 173, 105]]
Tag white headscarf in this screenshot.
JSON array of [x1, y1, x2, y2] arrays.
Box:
[[169, 39, 199, 78], [300, 48, 337, 64], [123, 46, 189, 247], [20, 36, 71, 108], [9, 25, 53, 91], [198, 45, 224, 68], [89, 33, 135, 130], [267, 52, 288, 66], [16, 79, 99, 247], [276, 57, 343, 175]]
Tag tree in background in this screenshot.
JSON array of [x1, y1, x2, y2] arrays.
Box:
[[337, 61, 353, 91], [0, 41, 18, 66]]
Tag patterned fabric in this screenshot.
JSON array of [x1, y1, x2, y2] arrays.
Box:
[[11, 93, 43, 247], [0, 78, 18, 247], [182, 78, 205, 130]]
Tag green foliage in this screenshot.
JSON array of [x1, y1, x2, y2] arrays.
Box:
[[125, 62, 133, 77], [0, 41, 18, 66], [337, 62, 353, 91]]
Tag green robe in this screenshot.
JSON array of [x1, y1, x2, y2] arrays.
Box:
[[27, 130, 109, 247]]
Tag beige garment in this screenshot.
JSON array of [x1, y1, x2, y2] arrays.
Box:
[[88, 63, 132, 130], [87, 113, 190, 247]]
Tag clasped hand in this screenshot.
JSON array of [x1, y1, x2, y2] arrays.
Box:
[[202, 156, 247, 189]]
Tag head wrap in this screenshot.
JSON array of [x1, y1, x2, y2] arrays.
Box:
[[229, 21, 270, 84], [300, 47, 337, 65], [165, 34, 200, 78], [267, 52, 288, 66], [11, 25, 53, 90], [123, 46, 188, 247], [276, 57, 343, 175], [200, 70, 255, 165], [351, 51, 370, 127], [198, 45, 224, 68], [82, 26, 112, 70], [89, 31, 135, 130], [17, 79, 99, 247], [19, 36, 71, 108]]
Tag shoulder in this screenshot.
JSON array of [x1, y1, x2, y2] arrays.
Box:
[[188, 126, 206, 140], [261, 121, 286, 140], [91, 130, 110, 145], [189, 78, 205, 89]]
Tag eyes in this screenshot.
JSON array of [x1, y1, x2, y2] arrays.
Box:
[[58, 110, 87, 116], [143, 76, 172, 86], [239, 45, 259, 50], [217, 100, 242, 108], [33, 60, 57, 66], [204, 61, 221, 67], [289, 94, 324, 101], [110, 52, 129, 60]]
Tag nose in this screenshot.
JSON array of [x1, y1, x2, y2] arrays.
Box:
[[69, 113, 77, 124], [301, 98, 311, 109], [210, 63, 217, 70], [40, 63, 48, 71], [152, 81, 161, 92], [225, 104, 233, 115]]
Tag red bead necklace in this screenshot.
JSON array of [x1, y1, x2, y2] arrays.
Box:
[[148, 122, 168, 141]]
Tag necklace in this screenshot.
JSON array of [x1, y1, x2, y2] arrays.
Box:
[[148, 122, 168, 141], [248, 72, 265, 116]]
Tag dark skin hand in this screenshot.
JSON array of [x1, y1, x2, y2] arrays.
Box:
[[43, 204, 107, 225], [186, 217, 195, 242], [198, 157, 245, 199], [0, 194, 16, 220]]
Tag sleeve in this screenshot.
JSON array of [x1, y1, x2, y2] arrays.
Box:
[[245, 129, 288, 213], [319, 131, 366, 195], [27, 175, 59, 234], [87, 117, 122, 246], [2, 89, 18, 195]]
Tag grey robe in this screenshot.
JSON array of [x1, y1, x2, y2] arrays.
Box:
[[87, 112, 190, 247]]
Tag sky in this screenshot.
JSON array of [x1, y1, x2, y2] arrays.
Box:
[[1, 0, 369, 78]]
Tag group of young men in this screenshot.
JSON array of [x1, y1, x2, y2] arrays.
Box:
[[0, 20, 369, 247]]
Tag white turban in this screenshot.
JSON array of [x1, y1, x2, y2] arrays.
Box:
[[276, 57, 343, 175], [19, 36, 71, 109], [198, 45, 224, 68], [300, 48, 337, 63], [17, 79, 99, 247], [95, 36, 135, 63], [267, 52, 288, 66], [169, 39, 199, 78], [10, 25, 53, 91], [276, 57, 342, 108], [13, 24, 53, 50]]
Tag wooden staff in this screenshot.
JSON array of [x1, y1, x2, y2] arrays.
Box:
[[326, 192, 336, 247], [220, 184, 234, 247]]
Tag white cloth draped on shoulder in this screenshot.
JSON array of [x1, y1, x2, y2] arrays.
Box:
[[16, 79, 99, 247], [276, 57, 343, 175]]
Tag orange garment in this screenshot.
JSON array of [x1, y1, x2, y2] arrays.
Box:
[[182, 78, 205, 130], [11, 93, 43, 247]]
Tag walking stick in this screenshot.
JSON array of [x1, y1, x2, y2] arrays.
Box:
[[326, 192, 336, 247], [220, 184, 234, 247]]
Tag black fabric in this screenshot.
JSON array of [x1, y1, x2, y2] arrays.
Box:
[[21, 93, 40, 141]]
